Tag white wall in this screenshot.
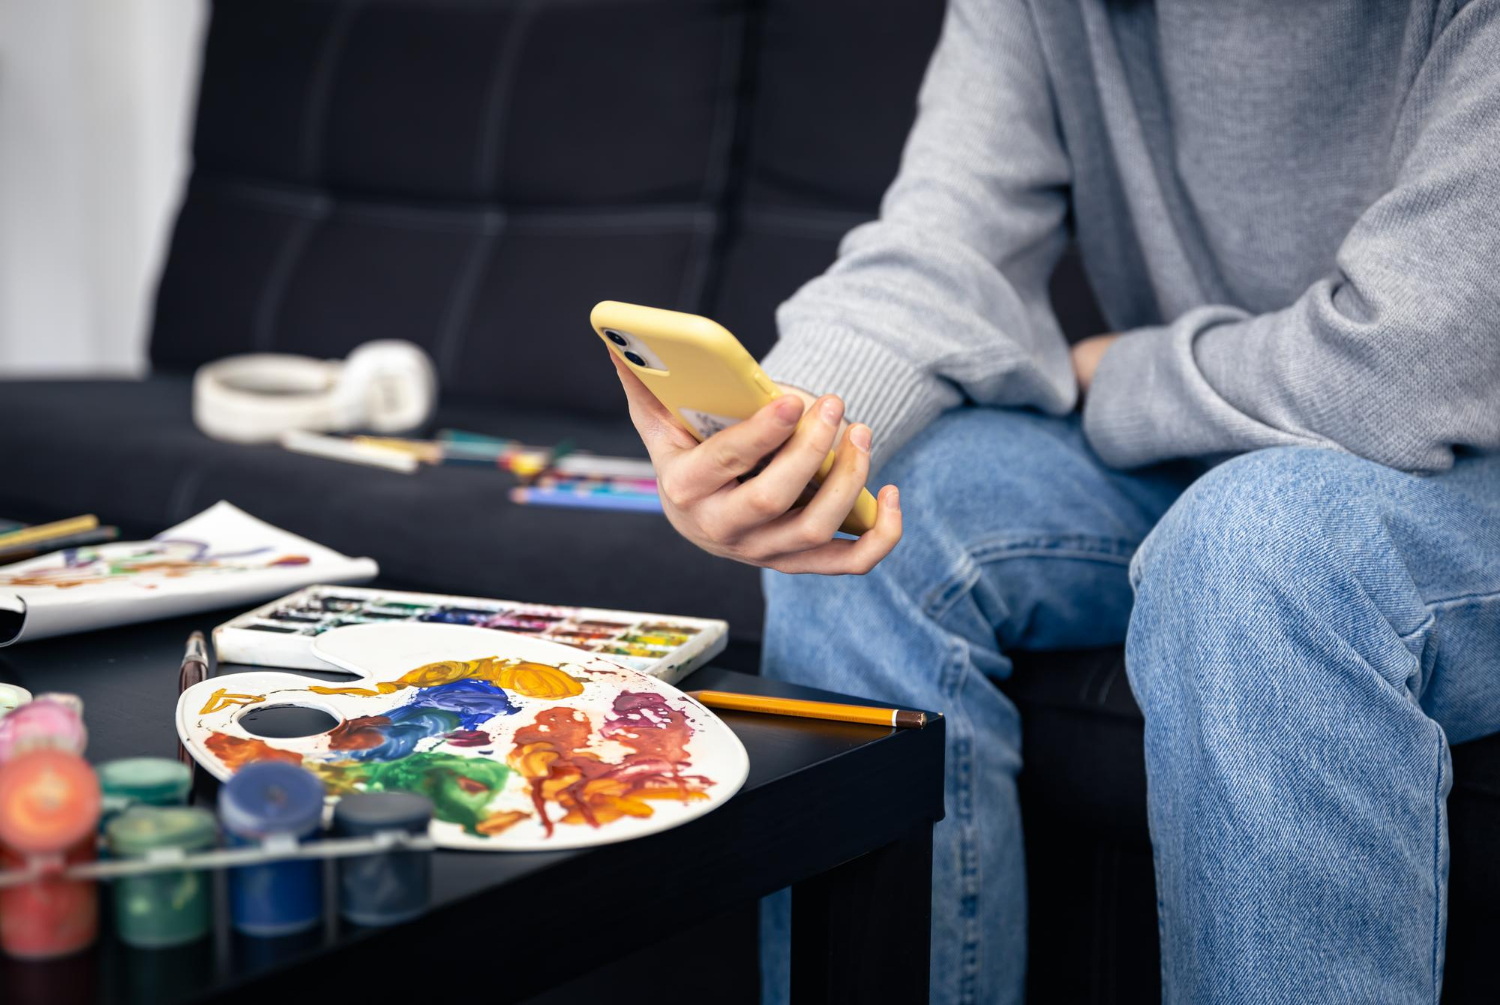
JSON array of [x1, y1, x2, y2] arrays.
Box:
[[0, 0, 205, 376]]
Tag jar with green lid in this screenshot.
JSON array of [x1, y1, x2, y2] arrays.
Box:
[[98, 758, 192, 818], [105, 806, 217, 948]]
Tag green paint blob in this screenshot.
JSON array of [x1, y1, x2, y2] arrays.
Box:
[[324, 753, 511, 836]]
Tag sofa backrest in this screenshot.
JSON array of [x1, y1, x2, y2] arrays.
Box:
[[149, 0, 944, 414]]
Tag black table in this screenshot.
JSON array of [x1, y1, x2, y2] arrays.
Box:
[[0, 613, 944, 1005]]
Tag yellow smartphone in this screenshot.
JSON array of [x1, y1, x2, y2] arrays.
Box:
[[591, 300, 878, 536]]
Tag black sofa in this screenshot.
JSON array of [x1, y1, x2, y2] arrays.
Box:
[[2, 2, 1496, 1001]]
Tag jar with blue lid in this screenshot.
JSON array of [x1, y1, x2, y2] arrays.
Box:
[[217, 762, 325, 937]]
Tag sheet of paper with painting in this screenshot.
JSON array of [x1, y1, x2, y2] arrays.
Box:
[[176, 622, 749, 850], [0, 502, 376, 646]]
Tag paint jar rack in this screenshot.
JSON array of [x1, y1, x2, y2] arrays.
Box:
[[0, 828, 435, 889]]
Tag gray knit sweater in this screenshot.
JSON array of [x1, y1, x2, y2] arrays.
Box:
[[760, 0, 1500, 474]]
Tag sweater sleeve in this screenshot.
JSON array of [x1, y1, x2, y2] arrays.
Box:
[[1083, 0, 1500, 474], [758, 0, 1076, 472]]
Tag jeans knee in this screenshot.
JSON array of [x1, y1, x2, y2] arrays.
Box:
[[1131, 447, 1373, 600], [1128, 447, 1428, 702]]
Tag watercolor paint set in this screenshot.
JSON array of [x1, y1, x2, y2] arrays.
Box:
[[214, 584, 727, 685]]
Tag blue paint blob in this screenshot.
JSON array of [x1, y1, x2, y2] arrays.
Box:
[[339, 681, 519, 762], [403, 679, 519, 727]]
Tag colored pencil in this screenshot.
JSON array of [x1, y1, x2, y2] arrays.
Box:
[[439, 429, 511, 446], [280, 431, 419, 473], [508, 487, 664, 512], [177, 632, 209, 779], [550, 455, 657, 479], [528, 481, 657, 498], [686, 690, 930, 728], [442, 440, 521, 462], [535, 474, 658, 493], [0, 514, 99, 550], [352, 436, 444, 464], [0, 526, 119, 563], [441, 451, 506, 467], [507, 439, 578, 480]]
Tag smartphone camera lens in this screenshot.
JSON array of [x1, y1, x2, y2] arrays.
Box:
[[623, 351, 647, 367], [605, 330, 629, 347]]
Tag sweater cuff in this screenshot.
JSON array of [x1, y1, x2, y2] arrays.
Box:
[[760, 324, 960, 475], [1081, 307, 1267, 468]]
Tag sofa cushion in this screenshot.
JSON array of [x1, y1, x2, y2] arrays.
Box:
[[155, 0, 747, 419], [0, 377, 764, 643], [153, 0, 949, 414], [192, 0, 738, 206], [707, 0, 943, 352]]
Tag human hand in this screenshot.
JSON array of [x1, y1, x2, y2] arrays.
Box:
[[1070, 334, 1120, 395], [612, 352, 902, 574]]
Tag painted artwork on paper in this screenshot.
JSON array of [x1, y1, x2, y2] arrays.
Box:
[[0, 539, 310, 590], [0, 502, 377, 647], [176, 622, 749, 850]]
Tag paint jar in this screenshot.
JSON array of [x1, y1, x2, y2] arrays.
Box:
[[332, 792, 433, 926], [0, 749, 102, 958], [0, 682, 31, 720], [218, 762, 325, 936], [98, 757, 192, 829], [0, 692, 87, 762], [106, 806, 217, 948]]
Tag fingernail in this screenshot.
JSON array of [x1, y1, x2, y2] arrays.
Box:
[[773, 396, 802, 425], [849, 425, 871, 452], [885, 486, 900, 508], [821, 398, 844, 425]]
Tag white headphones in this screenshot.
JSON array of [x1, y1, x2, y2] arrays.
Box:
[[192, 341, 438, 444]]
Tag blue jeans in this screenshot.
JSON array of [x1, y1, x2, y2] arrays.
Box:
[[760, 408, 1500, 1004]]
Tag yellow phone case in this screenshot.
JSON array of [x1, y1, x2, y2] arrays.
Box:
[[591, 300, 878, 536]]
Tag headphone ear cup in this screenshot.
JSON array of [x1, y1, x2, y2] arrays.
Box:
[[332, 341, 438, 433]]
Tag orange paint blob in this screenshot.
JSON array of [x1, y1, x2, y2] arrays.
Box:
[[204, 732, 303, 771]]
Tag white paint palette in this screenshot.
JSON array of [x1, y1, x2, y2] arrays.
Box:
[[177, 622, 748, 851]]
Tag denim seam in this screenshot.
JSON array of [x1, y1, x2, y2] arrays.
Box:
[[922, 534, 1141, 622], [1423, 586, 1500, 613], [1430, 727, 1445, 1005], [968, 533, 1139, 565], [939, 639, 983, 1005], [1398, 588, 1500, 645], [925, 563, 983, 622]]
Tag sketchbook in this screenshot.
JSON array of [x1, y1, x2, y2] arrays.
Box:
[[178, 622, 749, 850], [0, 502, 377, 646], [214, 584, 728, 685]]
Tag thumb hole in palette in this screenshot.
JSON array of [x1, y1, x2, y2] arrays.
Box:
[[236, 704, 339, 739]]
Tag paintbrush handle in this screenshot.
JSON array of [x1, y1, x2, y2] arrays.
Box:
[[177, 631, 209, 771]]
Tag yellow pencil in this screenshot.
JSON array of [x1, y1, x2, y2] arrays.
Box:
[[0, 514, 99, 550], [686, 689, 930, 728], [352, 436, 444, 464]]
